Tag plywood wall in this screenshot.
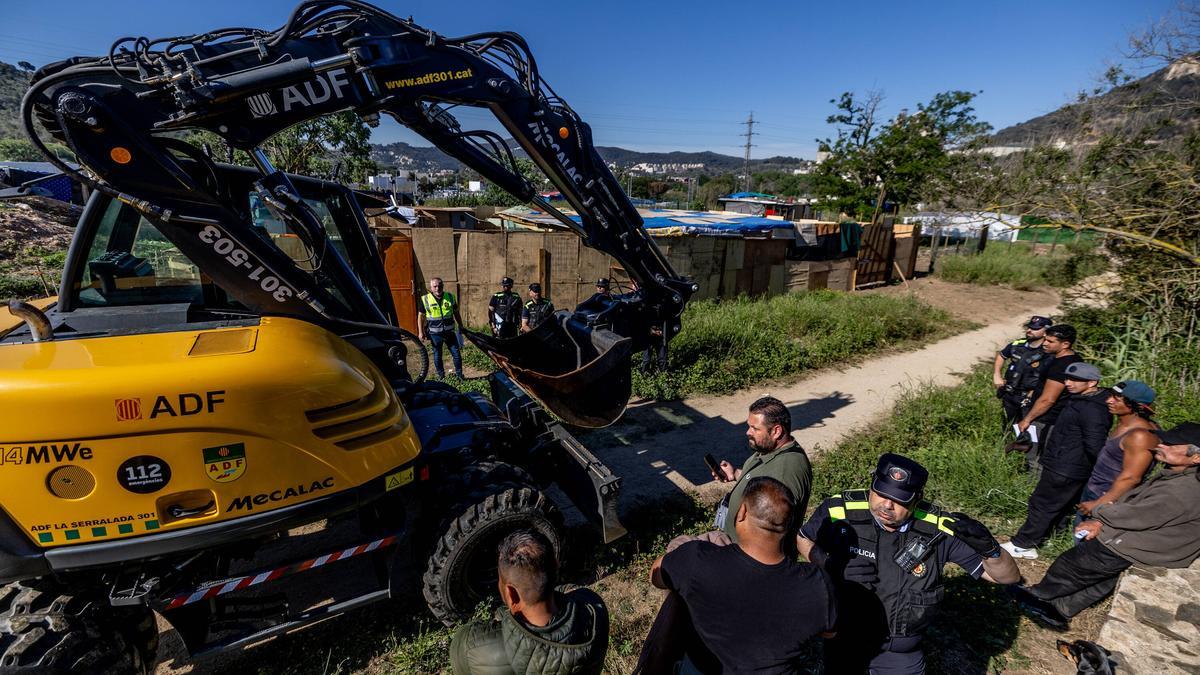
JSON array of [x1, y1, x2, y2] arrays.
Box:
[[392, 228, 794, 328]]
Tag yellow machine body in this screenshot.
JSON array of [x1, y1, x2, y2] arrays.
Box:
[[0, 316, 421, 548]]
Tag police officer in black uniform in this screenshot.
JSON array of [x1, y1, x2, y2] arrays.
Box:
[[798, 453, 1020, 674], [520, 282, 555, 333], [993, 315, 1053, 428], [488, 277, 522, 338]]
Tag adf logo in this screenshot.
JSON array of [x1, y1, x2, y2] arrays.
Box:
[[203, 443, 247, 483], [115, 398, 142, 421]]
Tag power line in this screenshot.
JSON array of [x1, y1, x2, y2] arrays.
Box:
[[740, 112, 756, 191]]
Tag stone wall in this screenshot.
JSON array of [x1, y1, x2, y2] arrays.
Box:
[[1096, 559, 1200, 673]]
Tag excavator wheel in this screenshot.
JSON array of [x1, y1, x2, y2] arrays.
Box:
[[422, 461, 564, 626], [0, 580, 155, 674]]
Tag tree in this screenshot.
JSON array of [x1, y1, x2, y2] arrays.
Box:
[[812, 90, 992, 219], [263, 112, 375, 183], [186, 111, 376, 185], [17, 62, 35, 73], [968, 3, 1200, 368], [697, 174, 737, 209]]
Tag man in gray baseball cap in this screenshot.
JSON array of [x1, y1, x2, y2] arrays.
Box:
[[1003, 362, 1112, 559]]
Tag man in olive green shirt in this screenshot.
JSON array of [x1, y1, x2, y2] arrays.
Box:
[[712, 396, 813, 543]]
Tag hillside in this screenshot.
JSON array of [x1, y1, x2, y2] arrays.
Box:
[[370, 141, 809, 175], [0, 62, 32, 140], [991, 56, 1200, 147]]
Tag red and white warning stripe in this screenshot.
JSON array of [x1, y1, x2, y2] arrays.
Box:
[[164, 535, 397, 610]]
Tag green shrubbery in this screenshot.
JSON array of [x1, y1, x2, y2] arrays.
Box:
[[634, 290, 964, 400], [811, 365, 1034, 525], [936, 240, 1108, 290]]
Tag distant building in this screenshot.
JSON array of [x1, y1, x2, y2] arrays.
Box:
[[904, 211, 1020, 241], [368, 172, 416, 194], [718, 192, 813, 220], [467, 180, 483, 193]]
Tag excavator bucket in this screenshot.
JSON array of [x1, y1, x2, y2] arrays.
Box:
[[464, 313, 633, 428]]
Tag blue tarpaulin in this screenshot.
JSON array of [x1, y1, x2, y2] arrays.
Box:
[[723, 191, 775, 200], [496, 206, 793, 237]]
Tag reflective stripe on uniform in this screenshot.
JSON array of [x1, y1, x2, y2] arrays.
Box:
[[914, 508, 956, 535]]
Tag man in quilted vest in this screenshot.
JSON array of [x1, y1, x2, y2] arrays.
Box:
[[450, 530, 608, 675]]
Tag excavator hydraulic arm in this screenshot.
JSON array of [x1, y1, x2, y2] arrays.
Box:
[[21, 0, 695, 426]]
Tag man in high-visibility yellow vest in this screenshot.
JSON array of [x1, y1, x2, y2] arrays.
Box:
[[417, 276, 464, 379]]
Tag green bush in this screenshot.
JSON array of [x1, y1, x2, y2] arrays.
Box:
[[936, 241, 1108, 289], [0, 273, 47, 299], [1043, 241, 1110, 287], [936, 247, 1051, 289], [811, 365, 1034, 525], [634, 290, 964, 399]]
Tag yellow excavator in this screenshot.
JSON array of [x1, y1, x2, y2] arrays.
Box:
[[0, 1, 693, 670]]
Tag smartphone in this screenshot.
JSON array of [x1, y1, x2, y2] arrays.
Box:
[[703, 453, 723, 479]]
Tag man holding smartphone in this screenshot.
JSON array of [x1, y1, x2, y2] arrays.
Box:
[[709, 396, 812, 545]]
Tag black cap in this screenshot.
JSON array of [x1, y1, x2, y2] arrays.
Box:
[[1155, 422, 1200, 447], [596, 278, 609, 288], [501, 277, 513, 286], [528, 282, 541, 292], [1026, 316, 1052, 329], [872, 453, 929, 504]]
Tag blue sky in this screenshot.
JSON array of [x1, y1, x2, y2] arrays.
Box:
[[1, 1, 1178, 158]]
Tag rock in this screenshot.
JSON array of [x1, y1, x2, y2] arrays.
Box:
[[1097, 559, 1200, 673]]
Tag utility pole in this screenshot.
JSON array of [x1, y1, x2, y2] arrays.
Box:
[[740, 111, 757, 192]]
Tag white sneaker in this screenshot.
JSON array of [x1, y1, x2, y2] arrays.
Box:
[[1001, 541, 1039, 559]]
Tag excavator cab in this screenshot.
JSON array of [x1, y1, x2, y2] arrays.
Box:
[[53, 163, 396, 338]]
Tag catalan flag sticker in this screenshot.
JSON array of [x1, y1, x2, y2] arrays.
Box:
[[203, 443, 247, 483]]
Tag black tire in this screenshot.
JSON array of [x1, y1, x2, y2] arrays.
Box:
[[0, 580, 155, 674], [422, 476, 563, 626]]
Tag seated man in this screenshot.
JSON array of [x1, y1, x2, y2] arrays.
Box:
[[1010, 422, 1200, 629], [450, 530, 609, 675], [641, 477, 837, 674]]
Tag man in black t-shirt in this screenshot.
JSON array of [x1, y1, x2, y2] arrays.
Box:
[[641, 477, 837, 674], [1017, 324, 1082, 469]]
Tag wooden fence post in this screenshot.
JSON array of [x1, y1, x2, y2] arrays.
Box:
[[538, 248, 552, 301], [929, 225, 943, 272]]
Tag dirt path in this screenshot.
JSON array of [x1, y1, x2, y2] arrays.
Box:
[[580, 282, 1060, 510]]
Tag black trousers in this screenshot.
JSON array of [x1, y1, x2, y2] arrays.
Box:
[[826, 634, 924, 675], [1000, 393, 1026, 428], [1030, 538, 1131, 617], [641, 337, 668, 373], [1012, 468, 1085, 549]]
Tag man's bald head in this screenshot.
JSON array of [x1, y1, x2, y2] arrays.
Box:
[[741, 476, 795, 534]]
